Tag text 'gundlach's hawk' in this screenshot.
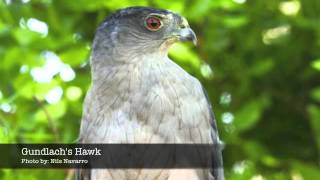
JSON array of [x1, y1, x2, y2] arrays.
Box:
[[78, 6, 224, 180]]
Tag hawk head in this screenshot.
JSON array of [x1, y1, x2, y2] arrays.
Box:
[[92, 6, 197, 59]]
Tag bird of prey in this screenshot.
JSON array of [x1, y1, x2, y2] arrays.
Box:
[[78, 6, 224, 180]]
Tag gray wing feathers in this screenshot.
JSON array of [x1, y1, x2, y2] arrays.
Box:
[[201, 86, 224, 180], [76, 169, 90, 180]]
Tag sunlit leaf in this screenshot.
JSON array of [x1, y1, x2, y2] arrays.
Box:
[[311, 59, 320, 71], [169, 43, 201, 70]]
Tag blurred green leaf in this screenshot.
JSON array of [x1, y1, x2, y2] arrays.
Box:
[[153, 0, 185, 13], [311, 87, 320, 102], [15, 79, 59, 100], [169, 43, 201, 69], [0, 122, 9, 143], [59, 45, 89, 66], [1, 0, 320, 179], [311, 59, 320, 71], [187, 0, 211, 20], [292, 161, 320, 180], [307, 105, 320, 153], [223, 16, 248, 28], [233, 96, 270, 131], [34, 100, 67, 122], [249, 58, 274, 77], [13, 28, 43, 46]]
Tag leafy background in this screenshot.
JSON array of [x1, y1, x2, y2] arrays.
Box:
[[0, 0, 320, 179]]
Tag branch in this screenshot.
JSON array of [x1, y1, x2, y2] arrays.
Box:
[[33, 96, 60, 143]]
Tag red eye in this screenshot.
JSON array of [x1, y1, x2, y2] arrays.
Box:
[[145, 17, 162, 31]]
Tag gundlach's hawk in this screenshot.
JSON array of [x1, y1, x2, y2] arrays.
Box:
[[78, 6, 224, 180]]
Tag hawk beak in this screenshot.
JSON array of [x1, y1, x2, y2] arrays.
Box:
[[179, 28, 197, 45]]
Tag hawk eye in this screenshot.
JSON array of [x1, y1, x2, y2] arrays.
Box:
[[145, 16, 162, 31]]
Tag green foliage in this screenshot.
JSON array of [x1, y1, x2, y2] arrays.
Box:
[[312, 59, 320, 71], [1, 0, 320, 179]]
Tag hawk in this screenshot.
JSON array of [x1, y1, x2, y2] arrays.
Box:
[[78, 6, 224, 180]]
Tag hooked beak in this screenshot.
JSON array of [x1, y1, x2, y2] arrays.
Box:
[[179, 28, 197, 45]]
